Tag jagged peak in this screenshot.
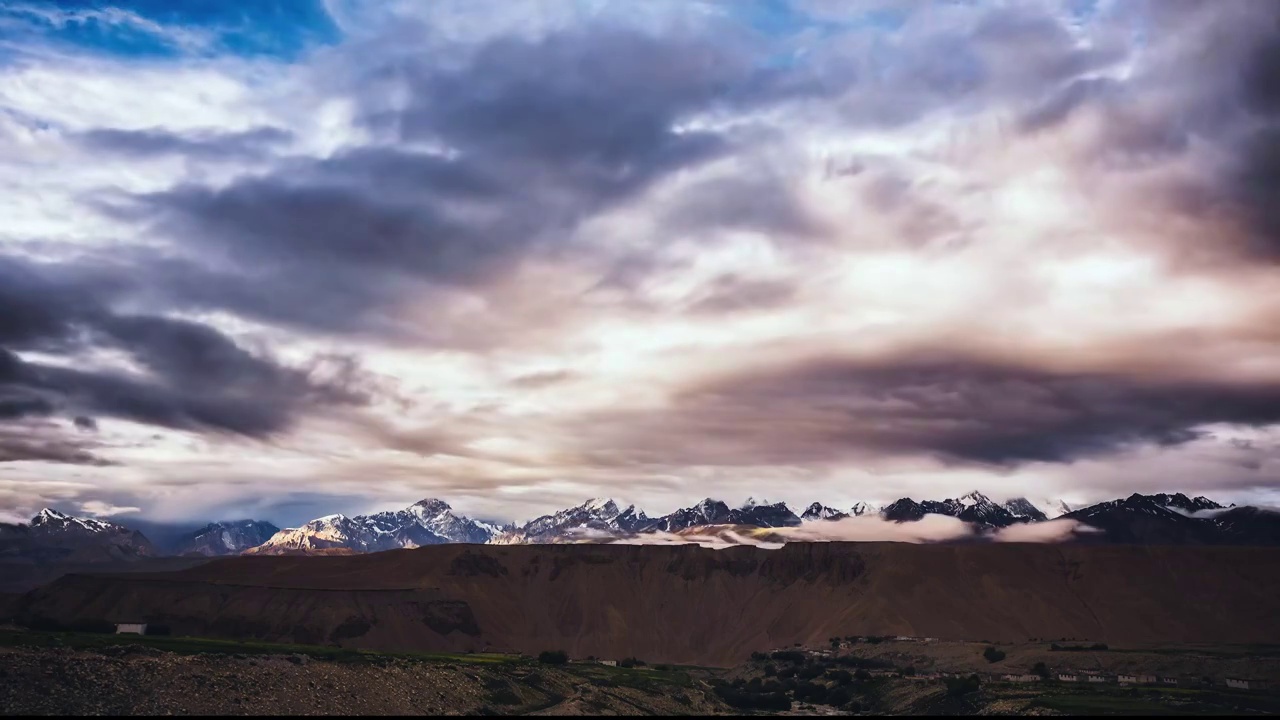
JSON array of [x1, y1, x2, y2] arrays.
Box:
[[956, 490, 993, 506], [581, 497, 617, 513], [34, 507, 69, 521], [411, 498, 452, 512]]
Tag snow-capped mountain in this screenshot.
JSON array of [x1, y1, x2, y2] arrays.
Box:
[[1003, 498, 1049, 523], [252, 499, 498, 554], [173, 520, 281, 557], [12, 490, 1273, 558], [735, 501, 802, 528], [881, 492, 1030, 527], [654, 498, 736, 532], [1, 508, 155, 561], [1061, 493, 1255, 545], [652, 498, 801, 532], [849, 502, 879, 517], [515, 498, 653, 542], [1150, 493, 1223, 514], [802, 503, 847, 521]]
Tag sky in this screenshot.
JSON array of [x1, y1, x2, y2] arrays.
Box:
[[2, 0, 1280, 527]]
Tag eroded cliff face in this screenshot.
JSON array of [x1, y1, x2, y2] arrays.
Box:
[[19, 542, 1280, 666]]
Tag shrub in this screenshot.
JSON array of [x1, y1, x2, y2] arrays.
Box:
[[826, 669, 853, 685], [777, 666, 797, 680], [763, 663, 777, 677], [619, 657, 643, 669], [792, 682, 829, 704], [945, 674, 982, 697], [854, 669, 871, 681], [826, 686, 854, 707], [771, 650, 806, 664], [798, 664, 825, 680], [537, 650, 568, 665], [751, 651, 768, 661], [1032, 662, 1049, 679], [145, 624, 172, 637], [713, 686, 791, 712], [903, 666, 916, 677], [983, 646, 1006, 663]]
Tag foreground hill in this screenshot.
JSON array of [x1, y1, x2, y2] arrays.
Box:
[[18, 542, 1280, 667]]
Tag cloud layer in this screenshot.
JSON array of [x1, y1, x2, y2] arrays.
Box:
[[2, 1, 1280, 525]]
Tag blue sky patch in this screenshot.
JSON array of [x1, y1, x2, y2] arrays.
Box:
[[1, 0, 341, 61]]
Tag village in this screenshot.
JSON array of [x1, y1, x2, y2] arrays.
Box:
[[777, 636, 1274, 693]]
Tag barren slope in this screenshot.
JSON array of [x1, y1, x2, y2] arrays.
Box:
[[18, 543, 1280, 666]]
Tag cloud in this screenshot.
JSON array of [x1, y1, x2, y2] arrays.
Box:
[[76, 126, 293, 160], [559, 352, 1280, 468], [0, 421, 113, 466], [77, 500, 140, 517], [0, 254, 380, 458], [3, 0, 1280, 521], [598, 515, 1098, 550], [993, 518, 1098, 543]]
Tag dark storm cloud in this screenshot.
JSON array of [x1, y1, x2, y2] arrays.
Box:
[[77, 126, 293, 160], [563, 354, 1280, 468], [1017, 77, 1118, 134], [1011, 1, 1280, 261], [663, 172, 823, 238], [116, 27, 809, 335], [0, 423, 112, 466], [1228, 14, 1280, 260], [0, 256, 376, 456]]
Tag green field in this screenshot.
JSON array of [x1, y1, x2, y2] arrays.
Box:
[[0, 628, 699, 691], [1026, 687, 1280, 716], [0, 629, 521, 664]]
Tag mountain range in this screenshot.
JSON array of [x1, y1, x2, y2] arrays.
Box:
[[5, 491, 1278, 562]]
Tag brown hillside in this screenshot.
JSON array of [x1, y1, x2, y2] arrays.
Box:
[[19, 542, 1280, 667]]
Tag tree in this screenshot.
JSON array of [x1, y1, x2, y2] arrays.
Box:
[[538, 650, 568, 665], [1032, 662, 1050, 679], [946, 674, 982, 697], [983, 646, 1006, 663]]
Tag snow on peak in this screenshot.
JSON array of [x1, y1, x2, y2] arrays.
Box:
[[583, 498, 616, 513], [35, 508, 69, 521], [411, 498, 452, 514], [957, 491, 991, 507], [741, 496, 772, 510]]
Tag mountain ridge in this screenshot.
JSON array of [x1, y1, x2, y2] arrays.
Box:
[[9, 491, 1279, 560]]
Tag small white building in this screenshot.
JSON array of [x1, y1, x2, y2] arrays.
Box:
[[1085, 673, 1109, 683], [1160, 677, 1179, 685], [1001, 674, 1040, 683], [1227, 678, 1266, 690], [115, 623, 147, 635], [1058, 673, 1079, 682], [597, 659, 617, 667]]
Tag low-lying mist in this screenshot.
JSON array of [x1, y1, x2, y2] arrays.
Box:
[[595, 515, 1100, 550]]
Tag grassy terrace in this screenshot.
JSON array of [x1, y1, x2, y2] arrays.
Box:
[[0, 628, 700, 689]]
